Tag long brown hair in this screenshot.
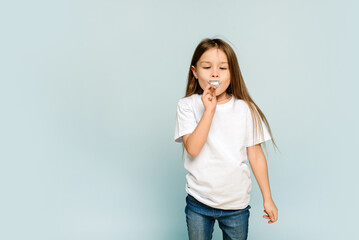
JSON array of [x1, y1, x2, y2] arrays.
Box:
[[182, 38, 280, 156]]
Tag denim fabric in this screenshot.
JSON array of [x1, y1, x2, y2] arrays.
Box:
[[185, 194, 251, 240]]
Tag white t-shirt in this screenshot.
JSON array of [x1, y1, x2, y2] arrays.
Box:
[[174, 93, 271, 210]]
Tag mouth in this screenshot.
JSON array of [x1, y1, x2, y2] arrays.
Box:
[[209, 80, 220, 88]]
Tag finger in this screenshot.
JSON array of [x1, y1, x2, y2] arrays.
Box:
[[205, 92, 213, 100], [205, 87, 214, 98], [211, 88, 216, 97], [270, 211, 278, 223], [269, 212, 275, 221], [203, 85, 211, 96], [205, 91, 214, 98], [208, 87, 214, 95], [211, 87, 216, 93]]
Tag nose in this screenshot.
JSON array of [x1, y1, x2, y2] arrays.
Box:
[[211, 70, 219, 78]]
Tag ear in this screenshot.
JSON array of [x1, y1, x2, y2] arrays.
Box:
[[191, 65, 198, 79]]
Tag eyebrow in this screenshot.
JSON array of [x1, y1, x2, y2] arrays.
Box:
[[200, 61, 228, 64]]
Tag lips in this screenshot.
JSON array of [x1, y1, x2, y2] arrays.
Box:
[[209, 80, 220, 88]]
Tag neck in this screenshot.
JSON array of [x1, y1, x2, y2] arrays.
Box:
[[217, 92, 231, 103]]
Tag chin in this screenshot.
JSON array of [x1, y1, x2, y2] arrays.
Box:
[[215, 90, 224, 96]]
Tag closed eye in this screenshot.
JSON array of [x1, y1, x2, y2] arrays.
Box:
[[203, 67, 227, 69]]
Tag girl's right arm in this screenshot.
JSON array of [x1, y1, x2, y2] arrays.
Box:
[[182, 85, 217, 157]]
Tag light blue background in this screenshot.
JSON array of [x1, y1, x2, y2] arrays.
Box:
[[1, 0, 358, 239]]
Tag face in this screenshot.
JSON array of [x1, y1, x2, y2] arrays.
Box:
[[191, 47, 230, 96]]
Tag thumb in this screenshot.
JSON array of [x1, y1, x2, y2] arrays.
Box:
[[269, 212, 275, 220]]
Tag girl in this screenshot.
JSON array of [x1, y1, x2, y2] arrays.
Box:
[[174, 38, 279, 240]]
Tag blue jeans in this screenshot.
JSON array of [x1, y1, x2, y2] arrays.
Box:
[[185, 194, 251, 240]]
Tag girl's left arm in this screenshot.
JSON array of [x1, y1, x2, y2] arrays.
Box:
[[247, 144, 278, 224]]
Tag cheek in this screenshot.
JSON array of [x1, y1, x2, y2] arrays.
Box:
[[221, 78, 230, 88], [198, 69, 208, 77], [198, 79, 207, 90]]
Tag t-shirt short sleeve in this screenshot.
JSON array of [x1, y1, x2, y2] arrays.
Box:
[[174, 98, 197, 143], [246, 104, 272, 147]]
